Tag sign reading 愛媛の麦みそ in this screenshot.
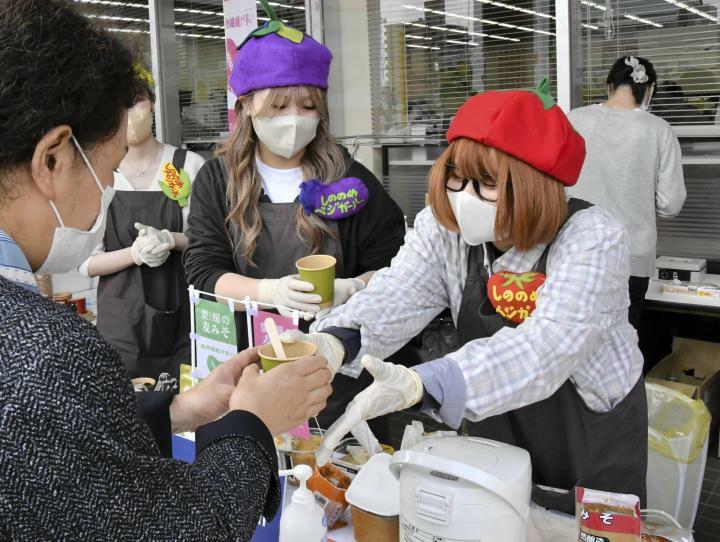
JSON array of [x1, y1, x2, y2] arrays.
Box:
[[194, 298, 238, 377]]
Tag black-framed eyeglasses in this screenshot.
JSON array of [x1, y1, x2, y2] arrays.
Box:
[[445, 172, 498, 203]]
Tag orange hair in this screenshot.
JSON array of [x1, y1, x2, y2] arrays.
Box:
[[428, 138, 567, 251]]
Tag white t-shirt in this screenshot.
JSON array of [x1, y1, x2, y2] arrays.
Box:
[[78, 144, 205, 276], [256, 155, 304, 203]]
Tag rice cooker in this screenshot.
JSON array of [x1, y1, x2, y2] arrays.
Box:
[[389, 436, 531, 542]]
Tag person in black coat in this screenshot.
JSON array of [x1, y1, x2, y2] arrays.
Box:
[[0, 2, 331, 540]]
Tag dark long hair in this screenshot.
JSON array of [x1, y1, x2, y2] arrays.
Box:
[[606, 56, 657, 105]]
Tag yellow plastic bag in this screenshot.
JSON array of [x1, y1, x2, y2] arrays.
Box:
[[646, 383, 711, 464]]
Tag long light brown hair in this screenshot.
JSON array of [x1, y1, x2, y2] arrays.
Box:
[[219, 86, 346, 266], [428, 138, 567, 251]]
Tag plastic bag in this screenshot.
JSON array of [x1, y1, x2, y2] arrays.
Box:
[[528, 503, 576, 542], [640, 509, 694, 542], [400, 420, 457, 450], [646, 383, 710, 464]]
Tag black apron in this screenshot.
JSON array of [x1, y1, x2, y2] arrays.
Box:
[[231, 193, 375, 428], [97, 150, 190, 385], [458, 199, 648, 514]]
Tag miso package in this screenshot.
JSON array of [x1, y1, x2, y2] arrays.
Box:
[[576, 487, 642, 542]]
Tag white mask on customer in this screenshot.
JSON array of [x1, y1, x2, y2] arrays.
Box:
[[252, 114, 320, 159], [37, 136, 116, 274], [447, 190, 497, 246]]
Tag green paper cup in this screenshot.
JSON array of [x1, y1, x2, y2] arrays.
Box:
[[296, 255, 336, 309], [259, 340, 318, 372]]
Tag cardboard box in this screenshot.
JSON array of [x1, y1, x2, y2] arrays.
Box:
[[647, 337, 720, 456]]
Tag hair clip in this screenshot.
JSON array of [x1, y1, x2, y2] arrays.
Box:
[[625, 57, 649, 84]]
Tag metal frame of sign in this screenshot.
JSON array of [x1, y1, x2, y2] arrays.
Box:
[[187, 285, 309, 385]]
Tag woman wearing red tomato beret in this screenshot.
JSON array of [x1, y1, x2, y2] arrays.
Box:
[[289, 79, 647, 514]]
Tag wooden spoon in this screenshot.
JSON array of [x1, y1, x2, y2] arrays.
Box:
[[264, 318, 287, 360]]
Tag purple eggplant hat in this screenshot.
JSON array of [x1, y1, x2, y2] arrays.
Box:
[[231, 1, 368, 220], [229, 0, 332, 96]]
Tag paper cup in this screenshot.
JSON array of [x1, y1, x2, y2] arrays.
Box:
[[296, 255, 336, 309], [258, 340, 317, 372]]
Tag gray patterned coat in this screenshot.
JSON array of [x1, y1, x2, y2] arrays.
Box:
[[0, 278, 280, 541]]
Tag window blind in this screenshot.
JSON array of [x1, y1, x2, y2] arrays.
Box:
[[367, 0, 558, 139], [73, 0, 152, 63], [176, 0, 307, 144], [656, 140, 720, 260], [366, 1, 558, 223], [75, 1, 306, 145], [578, 0, 720, 129]]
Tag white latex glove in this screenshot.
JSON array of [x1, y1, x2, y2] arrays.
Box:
[[316, 355, 424, 466], [315, 277, 366, 319], [257, 275, 322, 321], [280, 330, 345, 380], [134, 222, 176, 250], [131, 230, 171, 267]]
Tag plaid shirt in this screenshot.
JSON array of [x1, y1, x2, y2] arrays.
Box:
[[315, 206, 643, 425]]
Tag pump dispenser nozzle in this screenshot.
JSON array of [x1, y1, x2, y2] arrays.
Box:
[[278, 464, 327, 542]]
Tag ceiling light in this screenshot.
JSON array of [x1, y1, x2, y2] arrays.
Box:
[[404, 4, 555, 37], [87, 14, 147, 23], [413, 21, 519, 42], [663, 0, 719, 23], [446, 39, 480, 46], [75, 0, 147, 8], [474, 0, 553, 20], [263, 1, 305, 11], [581, 0, 664, 27], [406, 43, 441, 51]]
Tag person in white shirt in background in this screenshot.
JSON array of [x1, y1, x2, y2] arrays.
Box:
[[80, 66, 205, 386], [568, 56, 686, 330]]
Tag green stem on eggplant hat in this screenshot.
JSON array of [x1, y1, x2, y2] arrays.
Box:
[[237, 0, 303, 49], [258, 0, 278, 21]]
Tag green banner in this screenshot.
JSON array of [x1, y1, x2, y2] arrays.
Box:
[[194, 298, 237, 345]]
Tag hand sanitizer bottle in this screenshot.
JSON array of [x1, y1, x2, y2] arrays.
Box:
[[279, 464, 327, 542]]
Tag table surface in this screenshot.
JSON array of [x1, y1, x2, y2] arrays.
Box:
[[645, 274, 720, 312]]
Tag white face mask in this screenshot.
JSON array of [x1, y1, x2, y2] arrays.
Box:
[[447, 190, 497, 246], [252, 114, 320, 159], [636, 85, 655, 112], [37, 136, 116, 274], [127, 103, 154, 145]]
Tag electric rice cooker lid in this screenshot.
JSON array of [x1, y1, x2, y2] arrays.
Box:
[[345, 453, 399, 517], [410, 436, 531, 493]]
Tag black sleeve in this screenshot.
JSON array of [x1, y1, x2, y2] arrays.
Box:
[[196, 410, 276, 464], [339, 160, 406, 276], [184, 158, 238, 293], [135, 391, 174, 457], [322, 326, 362, 363]]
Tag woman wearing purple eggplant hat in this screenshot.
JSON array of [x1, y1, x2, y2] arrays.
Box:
[[184, 2, 406, 427]]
